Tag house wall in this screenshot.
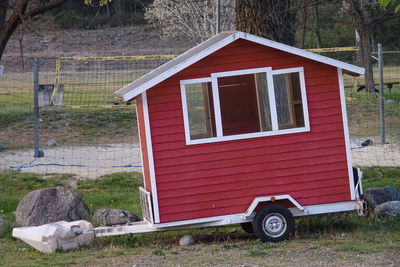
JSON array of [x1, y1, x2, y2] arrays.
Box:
[[146, 39, 352, 223], [136, 95, 152, 192]]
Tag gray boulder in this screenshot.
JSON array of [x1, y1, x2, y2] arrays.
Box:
[[364, 186, 399, 208], [375, 201, 400, 217], [93, 208, 139, 226], [16, 187, 90, 226], [179, 235, 195, 246], [0, 143, 5, 152]]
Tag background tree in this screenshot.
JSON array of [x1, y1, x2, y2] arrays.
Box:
[[0, 0, 70, 60], [344, 0, 399, 93], [235, 0, 297, 45], [145, 0, 235, 44]]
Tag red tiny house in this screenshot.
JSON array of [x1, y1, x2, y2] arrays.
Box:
[[11, 32, 369, 252], [116, 32, 365, 241]]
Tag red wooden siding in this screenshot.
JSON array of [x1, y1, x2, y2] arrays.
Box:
[[136, 95, 151, 192], [145, 39, 351, 223]]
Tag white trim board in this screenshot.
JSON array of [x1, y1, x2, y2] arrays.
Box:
[[115, 31, 365, 101], [337, 68, 356, 200], [142, 92, 160, 223]]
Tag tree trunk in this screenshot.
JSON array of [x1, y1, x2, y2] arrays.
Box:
[[359, 30, 376, 93], [0, 0, 30, 61], [314, 4, 321, 48], [346, 0, 376, 93], [0, 0, 69, 61], [301, 1, 308, 48], [235, 0, 296, 45], [0, 0, 9, 30]]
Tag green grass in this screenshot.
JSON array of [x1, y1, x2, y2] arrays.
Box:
[[77, 172, 143, 216], [362, 166, 400, 192], [0, 167, 400, 266], [38, 107, 136, 139], [0, 106, 136, 149]]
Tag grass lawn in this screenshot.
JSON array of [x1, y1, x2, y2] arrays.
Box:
[[0, 106, 137, 150], [1, 167, 400, 266]]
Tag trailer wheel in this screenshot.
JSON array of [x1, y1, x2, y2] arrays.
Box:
[[240, 222, 254, 234], [253, 204, 294, 243]]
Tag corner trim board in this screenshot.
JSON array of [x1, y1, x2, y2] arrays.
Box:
[[142, 91, 160, 223], [337, 68, 356, 200]]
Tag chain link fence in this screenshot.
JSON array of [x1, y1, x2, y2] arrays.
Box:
[[1, 46, 399, 179]]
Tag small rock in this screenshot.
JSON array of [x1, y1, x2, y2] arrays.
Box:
[[179, 234, 195, 246], [375, 201, 400, 217], [364, 186, 399, 208], [93, 208, 139, 226], [46, 139, 58, 147], [0, 143, 5, 152], [16, 187, 90, 226], [386, 99, 397, 104]]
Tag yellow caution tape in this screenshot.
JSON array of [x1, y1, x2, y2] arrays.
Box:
[[306, 47, 359, 53]]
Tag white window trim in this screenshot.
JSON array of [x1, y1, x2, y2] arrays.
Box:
[[180, 67, 310, 145]]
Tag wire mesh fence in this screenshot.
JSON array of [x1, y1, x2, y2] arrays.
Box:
[[345, 49, 400, 167], [0, 46, 399, 180], [0, 56, 173, 178]]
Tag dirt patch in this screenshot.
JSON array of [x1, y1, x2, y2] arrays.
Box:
[[0, 144, 142, 179]]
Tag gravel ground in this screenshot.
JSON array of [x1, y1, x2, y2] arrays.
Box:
[[351, 143, 400, 167], [0, 143, 398, 179], [0, 144, 142, 179]]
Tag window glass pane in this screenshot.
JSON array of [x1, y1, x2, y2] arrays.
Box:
[[273, 74, 292, 128], [273, 72, 305, 129], [256, 73, 272, 131], [185, 82, 215, 140], [218, 74, 260, 136]]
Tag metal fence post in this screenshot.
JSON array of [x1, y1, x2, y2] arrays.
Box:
[[378, 43, 385, 144], [33, 57, 42, 158]]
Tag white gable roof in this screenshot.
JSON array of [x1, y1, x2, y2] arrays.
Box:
[[115, 31, 365, 101]]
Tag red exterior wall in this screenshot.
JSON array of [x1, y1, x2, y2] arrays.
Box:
[[146, 39, 351, 223], [136, 95, 152, 192]]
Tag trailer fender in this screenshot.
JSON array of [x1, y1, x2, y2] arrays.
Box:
[[242, 194, 306, 219]]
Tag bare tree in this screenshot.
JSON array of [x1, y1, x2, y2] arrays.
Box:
[[344, 0, 399, 93], [145, 0, 235, 44], [235, 0, 297, 45], [0, 0, 70, 61]]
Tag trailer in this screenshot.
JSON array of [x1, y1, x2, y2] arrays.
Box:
[[13, 31, 367, 252]]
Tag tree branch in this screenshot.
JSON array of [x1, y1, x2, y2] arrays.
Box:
[[23, 0, 70, 19]]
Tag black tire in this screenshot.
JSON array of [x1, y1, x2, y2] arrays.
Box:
[[240, 222, 254, 234], [252, 204, 295, 243]]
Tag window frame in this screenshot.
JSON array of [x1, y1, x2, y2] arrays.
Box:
[[180, 67, 310, 145]]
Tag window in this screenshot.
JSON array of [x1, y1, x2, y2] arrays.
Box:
[[273, 72, 305, 129], [184, 81, 215, 139], [180, 67, 309, 145]]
